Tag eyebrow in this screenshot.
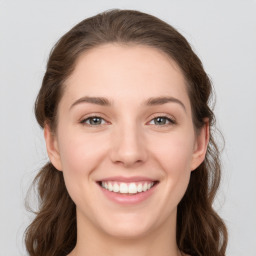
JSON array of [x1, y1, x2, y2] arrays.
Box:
[[145, 96, 186, 111], [70, 96, 186, 112], [70, 96, 111, 109]]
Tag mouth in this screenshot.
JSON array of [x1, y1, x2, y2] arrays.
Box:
[[97, 180, 159, 195]]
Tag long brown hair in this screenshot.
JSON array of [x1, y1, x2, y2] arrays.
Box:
[[25, 9, 228, 256]]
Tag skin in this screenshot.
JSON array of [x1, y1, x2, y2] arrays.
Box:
[[45, 44, 209, 256]]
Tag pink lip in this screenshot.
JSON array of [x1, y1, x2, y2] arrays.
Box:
[[97, 180, 159, 205], [99, 176, 157, 182]]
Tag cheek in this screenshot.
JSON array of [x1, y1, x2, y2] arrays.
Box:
[[159, 141, 193, 194], [57, 128, 108, 175], [56, 131, 108, 206], [150, 131, 195, 175], [142, 132, 195, 224], [150, 131, 194, 200]]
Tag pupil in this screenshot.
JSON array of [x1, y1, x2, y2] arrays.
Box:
[[90, 117, 101, 125], [155, 117, 166, 125]]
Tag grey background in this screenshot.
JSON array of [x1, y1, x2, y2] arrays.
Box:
[[0, 1, 255, 255]]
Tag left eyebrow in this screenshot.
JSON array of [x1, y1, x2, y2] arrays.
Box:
[[144, 96, 186, 112], [69, 96, 111, 110]]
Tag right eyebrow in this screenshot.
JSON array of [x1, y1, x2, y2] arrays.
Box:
[[69, 96, 111, 110], [144, 96, 186, 112]]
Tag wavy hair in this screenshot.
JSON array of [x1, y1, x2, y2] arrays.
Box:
[[25, 9, 228, 256]]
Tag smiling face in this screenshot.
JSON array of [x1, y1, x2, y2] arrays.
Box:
[[45, 44, 208, 241]]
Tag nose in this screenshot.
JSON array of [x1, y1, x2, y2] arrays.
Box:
[[110, 123, 148, 168]]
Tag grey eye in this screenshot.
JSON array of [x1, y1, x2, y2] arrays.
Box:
[[149, 116, 174, 125], [83, 117, 106, 126]]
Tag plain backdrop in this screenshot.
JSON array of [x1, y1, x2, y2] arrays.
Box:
[[0, 1, 255, 255]]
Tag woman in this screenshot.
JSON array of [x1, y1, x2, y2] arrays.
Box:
[[25, 9, 228, 256]]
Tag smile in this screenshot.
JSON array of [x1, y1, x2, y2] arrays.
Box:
[[97, 176, 159, 204], [99, 181, 157, 195]]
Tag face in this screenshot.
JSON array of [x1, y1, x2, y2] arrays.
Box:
[[45, 44, 208, 239]]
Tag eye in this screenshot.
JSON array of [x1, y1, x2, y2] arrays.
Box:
[[148, 116, 175, 126], [81, 116, 107, 126]]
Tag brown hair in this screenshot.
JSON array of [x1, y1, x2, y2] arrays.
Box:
[[25, 9, 228, 256]]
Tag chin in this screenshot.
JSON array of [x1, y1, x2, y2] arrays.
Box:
[[98, 213, 156, 240], [104, 225, 151, 240]]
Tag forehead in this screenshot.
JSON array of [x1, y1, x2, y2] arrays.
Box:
[[62, 43, 190, 109]]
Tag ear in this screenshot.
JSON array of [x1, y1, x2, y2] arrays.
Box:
[[190, 120, 209, 171], [44, 123, 62, 171]]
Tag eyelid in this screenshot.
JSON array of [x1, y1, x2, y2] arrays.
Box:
[[147, 113, 176, 126], [80, 114, 110, 126]]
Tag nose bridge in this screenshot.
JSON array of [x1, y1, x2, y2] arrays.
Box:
[[110, 117, 147, 167]]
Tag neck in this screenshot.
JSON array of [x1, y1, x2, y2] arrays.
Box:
[[69, 209, 181, 256]]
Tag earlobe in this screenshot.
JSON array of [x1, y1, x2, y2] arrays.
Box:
[[190, 120, 209, 171], [44, 124, 62, 171]]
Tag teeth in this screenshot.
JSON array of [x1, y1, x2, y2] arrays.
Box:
[[101, 181, 155, 194], [137, 183, 142, 192], [128, 183, 137, 194], [113, 183, 119, 192], [120, 183, 128, 193]]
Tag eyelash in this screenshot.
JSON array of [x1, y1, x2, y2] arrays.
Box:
[[148, 114, 176, 126], [80, 115, 108, 126], [80, 114, 176, 127]]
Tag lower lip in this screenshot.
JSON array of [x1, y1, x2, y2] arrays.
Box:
[[98, 183, 158, 205]]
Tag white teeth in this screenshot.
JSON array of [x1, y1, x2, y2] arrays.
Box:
[[147, 183, 153, 190], [113, 183, 119, 192], [128, 183, 137, 194], [101, 181, 155, 194], [120, 183, 128, 193], [108, 183, 113, 191]]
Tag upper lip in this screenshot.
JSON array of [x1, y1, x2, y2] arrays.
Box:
[[98, 176, 158, 182]]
